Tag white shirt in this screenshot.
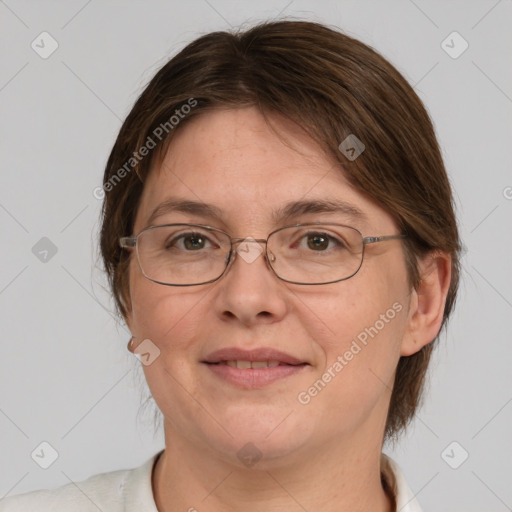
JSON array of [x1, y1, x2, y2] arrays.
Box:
[[0, 451, 423, 511]]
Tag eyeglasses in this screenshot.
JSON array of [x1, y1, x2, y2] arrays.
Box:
[[119, 223, 407, 286]]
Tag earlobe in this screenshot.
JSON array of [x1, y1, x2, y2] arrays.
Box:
[[401, 251, 452, 356]]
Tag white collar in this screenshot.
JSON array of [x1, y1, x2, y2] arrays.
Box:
[[127, 450, 423, 512], [381, 453, 424, 511]]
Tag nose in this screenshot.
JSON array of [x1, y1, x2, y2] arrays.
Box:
[[213, 238, 288, 326]]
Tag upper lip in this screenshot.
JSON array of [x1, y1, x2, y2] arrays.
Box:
[[202, 347, 307, 365]]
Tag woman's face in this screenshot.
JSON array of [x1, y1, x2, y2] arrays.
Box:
[[126, 107, 413, 466]]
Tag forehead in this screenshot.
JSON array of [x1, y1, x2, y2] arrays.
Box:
[[134, 107, 392, 233]]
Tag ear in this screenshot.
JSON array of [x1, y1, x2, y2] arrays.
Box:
[[401, 251, 452, 356]]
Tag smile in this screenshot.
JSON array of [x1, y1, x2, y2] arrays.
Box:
[[212, 360, 298, 368], [204, 361, 308, 388]]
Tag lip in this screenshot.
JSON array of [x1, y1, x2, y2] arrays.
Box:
[[202, 347, 309, 389], [202, 347, 306, 365], [204, 363, 307, 389]]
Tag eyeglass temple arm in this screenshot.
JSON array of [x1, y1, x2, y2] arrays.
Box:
[[119, 237, 137, 248], [363, 234, 408, 245]]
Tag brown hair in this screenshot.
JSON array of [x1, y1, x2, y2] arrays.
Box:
[[99, 20, 461, 440]]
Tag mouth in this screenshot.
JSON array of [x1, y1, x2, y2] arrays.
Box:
[[202, 347, 309, 388], [206, 360, 307, 369], [202, 347, 308, 366]]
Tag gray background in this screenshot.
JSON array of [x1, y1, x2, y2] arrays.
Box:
[[1, 1, 511, 510]]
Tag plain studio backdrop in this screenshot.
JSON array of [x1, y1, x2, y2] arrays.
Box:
[[1, 1, 511, 511]]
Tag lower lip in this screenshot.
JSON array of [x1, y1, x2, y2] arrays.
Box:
[[204, 363, 308, 389]]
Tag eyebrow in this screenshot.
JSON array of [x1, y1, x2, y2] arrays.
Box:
[[146, 197, 368, 227]]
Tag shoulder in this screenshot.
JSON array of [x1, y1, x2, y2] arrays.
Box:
[[0, 451, 162, 512], [0, 469, 127, 512]]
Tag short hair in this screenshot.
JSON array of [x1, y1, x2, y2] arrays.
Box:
[[99, 20, 461, 440]]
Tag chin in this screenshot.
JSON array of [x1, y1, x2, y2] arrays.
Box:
[[199, 411, 317, 469]]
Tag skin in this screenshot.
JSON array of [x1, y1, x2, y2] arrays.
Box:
[[125, 107, 451, 512]]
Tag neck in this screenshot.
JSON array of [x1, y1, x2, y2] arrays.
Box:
[[152, 426, 394, 512]]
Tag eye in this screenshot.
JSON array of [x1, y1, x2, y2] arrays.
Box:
[[165, 231, 216, 251], [306, 233, 333, 251], [296, 231, 348, 252]]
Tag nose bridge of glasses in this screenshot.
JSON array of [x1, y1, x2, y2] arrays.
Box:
[[227, 237, 277, 267], [231, 236, 267, 263]]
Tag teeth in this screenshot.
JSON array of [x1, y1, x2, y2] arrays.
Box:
[[251, 361, 269, 368], [222, 360, 282, 368]]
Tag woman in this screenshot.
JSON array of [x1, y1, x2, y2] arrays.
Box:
[[1, 19, 460, 512]]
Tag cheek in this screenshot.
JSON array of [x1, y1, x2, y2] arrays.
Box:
[[299, 276, 405, 350], [129, 276, 208, 401], [128, 264, 204, 350], [301, 276, 407, 396]]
